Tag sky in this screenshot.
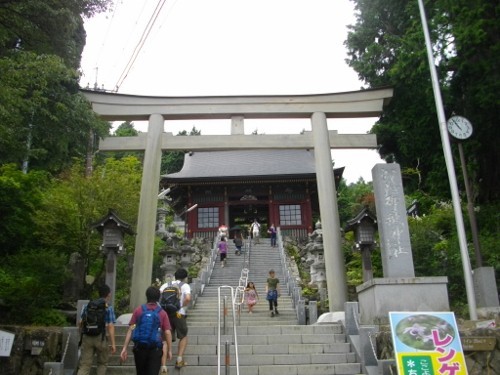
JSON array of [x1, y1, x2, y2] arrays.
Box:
[[79, 0, 385, 183]]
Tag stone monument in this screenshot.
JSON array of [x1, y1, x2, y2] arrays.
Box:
[[356, 163, 449, 324]]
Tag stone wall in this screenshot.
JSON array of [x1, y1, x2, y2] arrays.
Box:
[[0, 326, 62, 375], [461, 328, 500, 375]]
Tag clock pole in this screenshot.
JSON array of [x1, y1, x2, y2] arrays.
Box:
[[457, 141, 483, 267], [418, 0, 477, 319]]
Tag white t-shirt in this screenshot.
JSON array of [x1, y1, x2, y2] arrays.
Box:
[[160, 280, 191, 315]]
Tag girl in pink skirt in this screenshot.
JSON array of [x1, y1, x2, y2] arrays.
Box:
[[244, 282, 259, 313]]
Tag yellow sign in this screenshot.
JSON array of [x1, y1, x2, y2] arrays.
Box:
[[389, 312, 468, 375]]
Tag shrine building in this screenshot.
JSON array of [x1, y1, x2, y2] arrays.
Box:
[[161, 149, 343, 239]]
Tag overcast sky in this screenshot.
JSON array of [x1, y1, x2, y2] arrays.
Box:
[[80, 0, 385, 183]]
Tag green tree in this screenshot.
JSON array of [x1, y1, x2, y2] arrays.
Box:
[[345, 0, 499, 203], [0, 51, 109, 173], [0, 249, 68, 324], [33, 157, 142, 288], [337, 178, 374, 225], [0, 164, 51, 255], [114, 121, 139, 137], [0, 0, 111, 67], [161, 126, 201, 174], [101, 121, 144, 162]]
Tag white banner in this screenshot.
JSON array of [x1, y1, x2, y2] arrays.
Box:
[[0, 330, 15, 357]]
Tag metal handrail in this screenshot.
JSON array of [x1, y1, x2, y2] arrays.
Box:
[[192, 233, 220, 306], [60, 331, 71, 364], [241, 235, 251, 267], [233, 266, 249, 322], [276, 228, 303, 320], [217, 286, 240, 375]]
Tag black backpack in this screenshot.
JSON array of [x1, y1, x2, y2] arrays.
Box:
[[159, 282, 184, 313], [82, 298, 107, 337]]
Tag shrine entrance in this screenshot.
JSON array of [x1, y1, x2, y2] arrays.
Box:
[[228, 201, 268, 238]]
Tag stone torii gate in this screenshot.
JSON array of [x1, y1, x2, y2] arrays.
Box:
[[81, 87, 393, 311]]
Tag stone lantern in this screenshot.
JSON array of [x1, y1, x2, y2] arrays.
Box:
[[345, 207, 377, 282], [91, 209, 134, 306], [178, 243, 196, 269], [159, 224, 183, 278], [304, 221, 327, 289]]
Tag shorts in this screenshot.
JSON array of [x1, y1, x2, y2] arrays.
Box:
[[168, 313, 188, 340]]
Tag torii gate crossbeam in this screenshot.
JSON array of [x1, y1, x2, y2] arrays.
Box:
[[81, 87, 393, 312]]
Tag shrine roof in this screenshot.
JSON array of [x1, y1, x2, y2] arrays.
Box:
[[162, 149, 326, 182]]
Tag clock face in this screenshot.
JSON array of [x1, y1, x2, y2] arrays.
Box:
[[447, 116, 473, 140]]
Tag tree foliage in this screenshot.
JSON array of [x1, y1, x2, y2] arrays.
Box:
[[33, 157, 142, 263], [0, 157, 143, 324], [0, 0, 112, 67], [0, 51, 110, 173], [0, 164, 51, 255], [0, 249, 68, 324], [346, 0, 499, 203], [114, 121, 139, 137], [337, 178, 375, 225], [0, 0, 112, 174], [161, 126, 201, 174], [101, 121, 144, 162]]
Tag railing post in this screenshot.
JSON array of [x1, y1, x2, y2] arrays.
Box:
[[223, 296, 227, 334], [359, 326, 379, 367], [308, 301, 318, 325], [200, 270, 207, 286], [217, 286, 240, 375], [225, 340, 231, 375], [62, 327, 79, 372], [297, 299, 306, 325], [191, 278, 201, 306], [344, 302, 359, 336], [43, 362, 63, 375]]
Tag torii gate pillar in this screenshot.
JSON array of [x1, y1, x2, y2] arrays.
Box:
[[312, 112, 347, 310], [130, 113, 164, 309]]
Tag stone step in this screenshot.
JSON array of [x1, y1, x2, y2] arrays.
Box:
[[191, 304, 294, 312], [108, 351, 356, 366], [94, 324, 361, 375], [98, 363, 362, 375], [113, 323, 343, 335], [112, 338, 352, 359]]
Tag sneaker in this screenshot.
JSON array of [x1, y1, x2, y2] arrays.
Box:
[[175, 360, 187, 369], [274, 310, 279, 315], [270, 311, 275, 317]]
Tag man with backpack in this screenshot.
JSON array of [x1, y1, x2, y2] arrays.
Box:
[[120, 286, 172, 375], [78, 284, 116, 375], [160, 268, 191, 370]]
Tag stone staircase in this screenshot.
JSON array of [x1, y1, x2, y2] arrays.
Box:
[[190, 238, 296, 326], [95, 239, 362, 374]]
